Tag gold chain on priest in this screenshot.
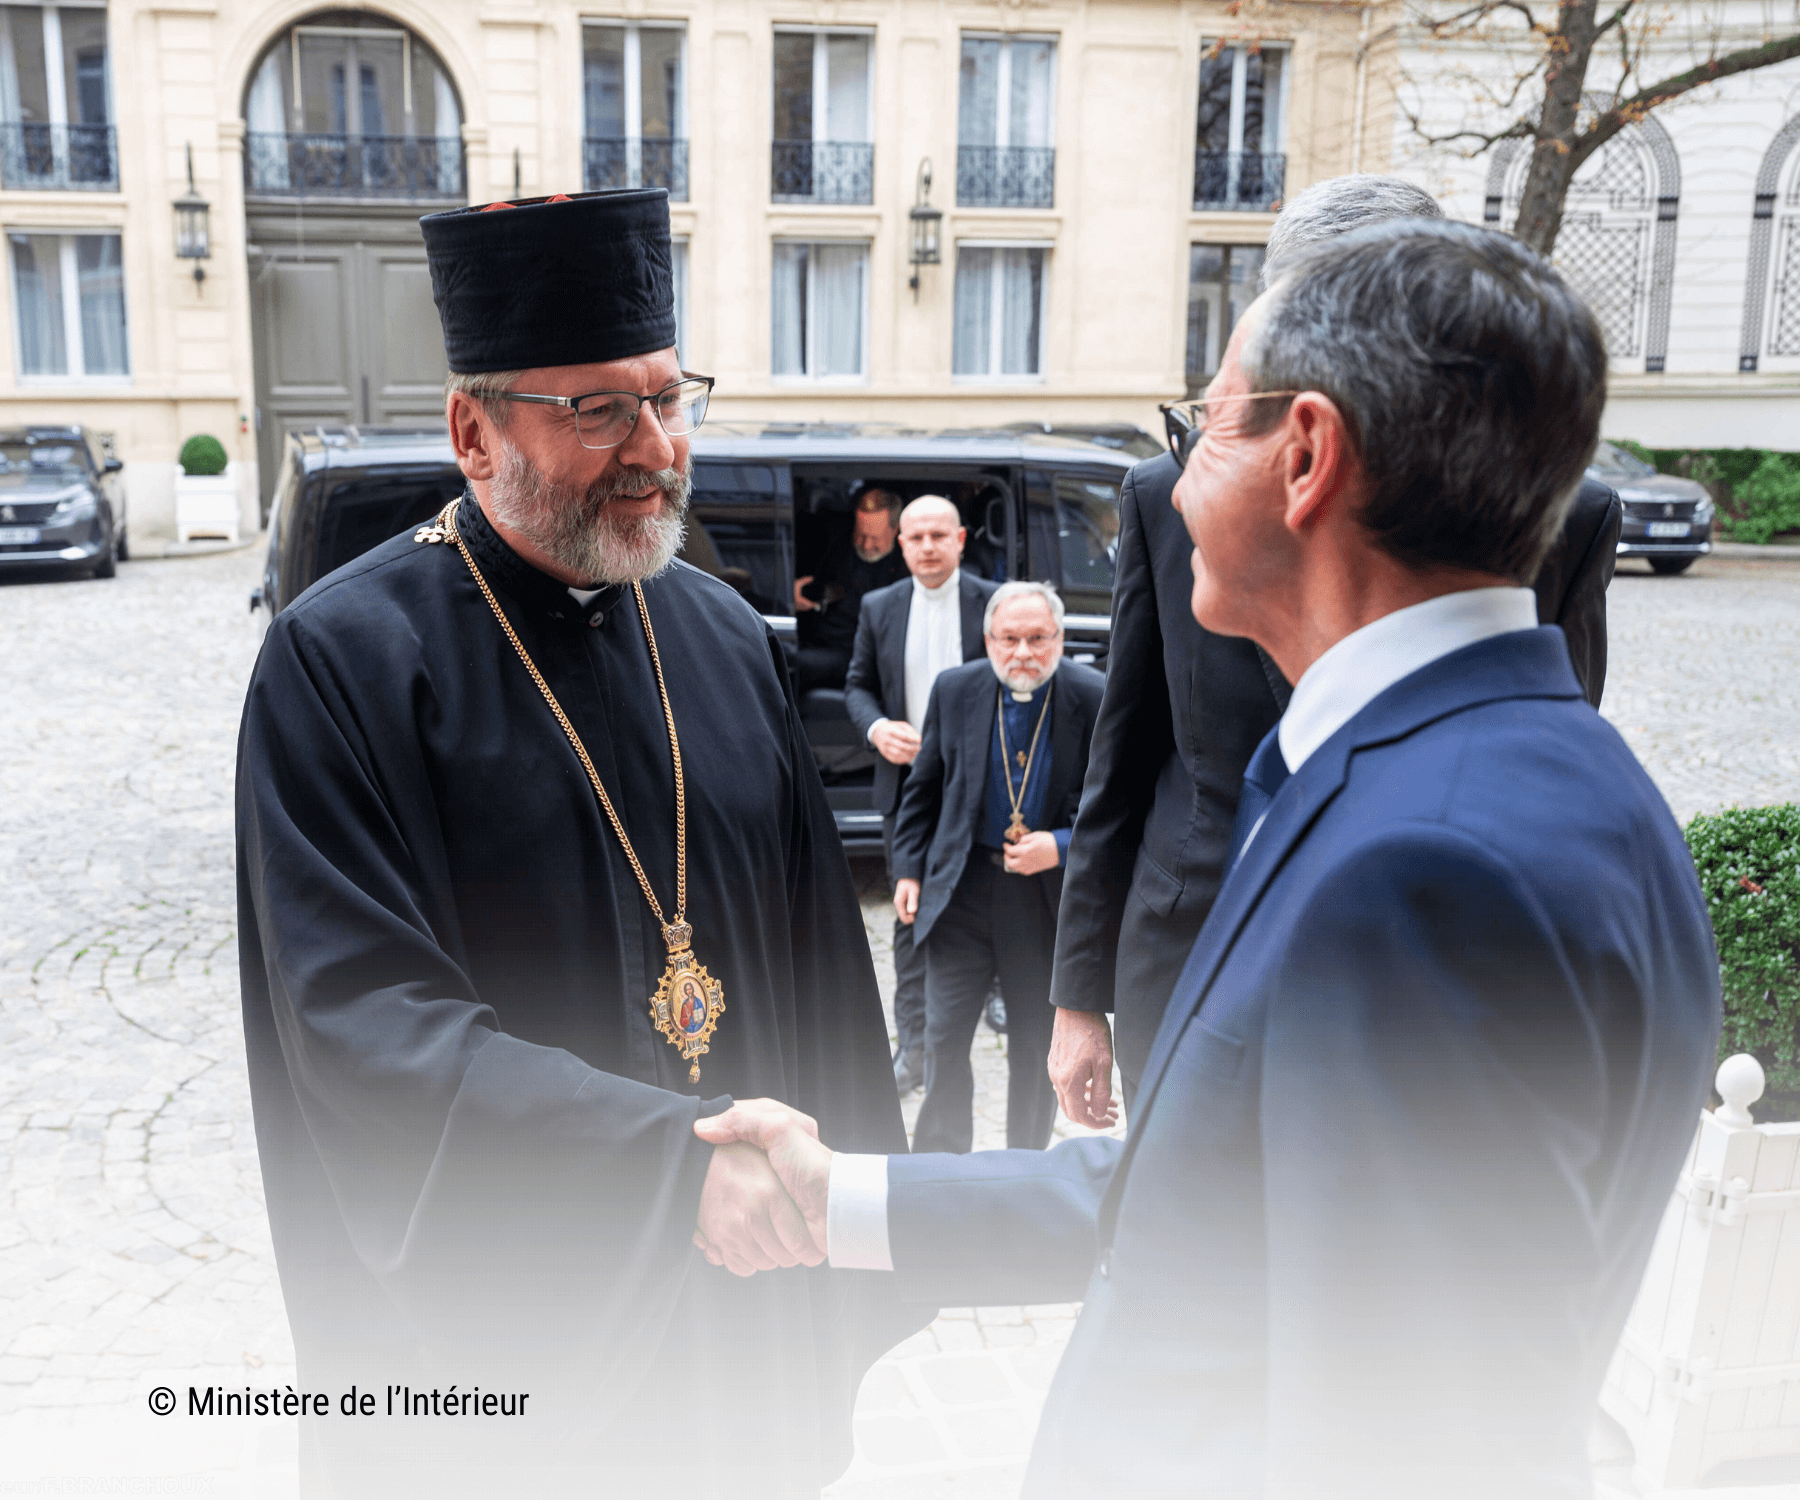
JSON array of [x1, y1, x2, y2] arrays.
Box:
[[417, 496, 724, 1082], [995, 684, 1051, 846]]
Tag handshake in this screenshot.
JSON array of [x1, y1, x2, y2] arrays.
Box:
[[691, 1100, 836, 1277]]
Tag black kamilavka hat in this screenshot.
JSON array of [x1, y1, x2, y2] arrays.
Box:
[[420, 189, 676, 374]]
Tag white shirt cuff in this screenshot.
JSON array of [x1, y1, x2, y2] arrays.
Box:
[[826, 1152, 892, 1270], [867, 718, 887, 748]]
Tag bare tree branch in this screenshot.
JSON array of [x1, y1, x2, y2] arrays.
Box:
[[1567, 30, 1800, 175]]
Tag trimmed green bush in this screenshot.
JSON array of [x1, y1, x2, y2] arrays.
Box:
[[179, 434, 228, 477], [1617, 443, 1800, 544], [1685, 805, 1800, 1096]]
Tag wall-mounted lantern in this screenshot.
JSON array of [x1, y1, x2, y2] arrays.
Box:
[[908, 158, 942, 302], [173, 143, 211, 292]]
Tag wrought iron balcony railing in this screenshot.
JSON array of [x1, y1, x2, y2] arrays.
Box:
[[244, 132, 466, 201], [0, 122, 117, 191], [771, 140, 873, 205], [1192, 150, 1286, 212], [956, 145, 1055, 209], [583, 137, 689, 201]]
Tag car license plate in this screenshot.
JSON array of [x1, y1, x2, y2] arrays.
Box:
[[1646, 521, 1690, 538], [0, 525, 39, 544]]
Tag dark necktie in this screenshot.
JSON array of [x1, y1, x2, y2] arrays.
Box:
[[1227, 725, 1291, 871]]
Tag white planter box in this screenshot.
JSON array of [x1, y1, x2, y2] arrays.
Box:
[[175, 471, 239, 543]]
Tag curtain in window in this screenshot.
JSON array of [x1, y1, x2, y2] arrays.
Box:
[[771, 243, 807, 375], [1008, 41, 1055, 150], [433, 66, 461, 192], [671, 240, 688, 361], [1244, 49, 1284, 157], [11, 233, 64, 375], [76, 233, 126, 376], [824, 36, 868, 142], [958, 38, 998, 146], [812, 243, 864, 376], [247, 50, 289, 189], [953, 246, 993, 374], [998, 248, 1043, 375]]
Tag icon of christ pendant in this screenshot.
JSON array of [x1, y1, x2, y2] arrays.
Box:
[[648, 920, 725, 1082], [1005, 812, 1028, 845]]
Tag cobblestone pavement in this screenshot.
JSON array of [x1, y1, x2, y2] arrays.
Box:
[[1, 548, 1797, 1497]]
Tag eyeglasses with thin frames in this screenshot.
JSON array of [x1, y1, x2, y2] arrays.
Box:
[[490, 374, 716, 451], [1159, 390, 1302, 469], [991, 632, 1061, 651]]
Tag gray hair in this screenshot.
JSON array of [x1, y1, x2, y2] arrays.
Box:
[[1261, 175, 1444, 290], [983, 579, 1065, 635], [445, 368, 525, 428], [1242, 220, 1605, 583]]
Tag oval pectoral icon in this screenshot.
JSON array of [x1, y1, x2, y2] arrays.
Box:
[[676, 973, 708, 1036]]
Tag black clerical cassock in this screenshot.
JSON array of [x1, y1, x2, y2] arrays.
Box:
[[236, 190, 921, 1499]]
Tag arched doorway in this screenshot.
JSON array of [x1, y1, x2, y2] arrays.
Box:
[[243, 11, 466, 511], [1736, 117, 1800, 372], [1483, 102, 1681, 374]]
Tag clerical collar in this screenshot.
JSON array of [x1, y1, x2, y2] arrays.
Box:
[[995, 672, 1055, 703], [458, 489, 627, 622], [912, 568, 960, 603]]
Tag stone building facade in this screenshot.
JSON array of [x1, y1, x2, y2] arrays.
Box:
[[0, 0, 1375, 544]]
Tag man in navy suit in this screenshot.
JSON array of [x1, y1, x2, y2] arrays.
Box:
[[890, 581, 1105, 1153], [845, 497, 999, 1092], [697, 221, 1722, 1498]]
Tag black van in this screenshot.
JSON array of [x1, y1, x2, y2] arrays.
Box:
[[253, 421, 1133, 851]]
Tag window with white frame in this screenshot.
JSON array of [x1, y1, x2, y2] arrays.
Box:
[[953, 244, 1047, 379], [957, 34, 1056, 208], [771, 29, 872, 204], [9, 229, 126, 376], [0, 0, 114, 190], [1193, 42, 1288, 211], [583, 20, 687, 198], [771, 241, 866, 380]]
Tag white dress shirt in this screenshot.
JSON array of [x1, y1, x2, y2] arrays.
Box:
[[825, 584, 1542, 1270], [871, 568, 964, 744]]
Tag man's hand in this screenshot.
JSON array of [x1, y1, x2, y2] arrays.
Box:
[[694, 1100, 832, 1266], [794, 576, 817, 612], [693, 1139, 823, 1277], [1003, 830, 1061, 876], [869, 719, 922, 766], [894, 878, 921, 925], [1048, 1007, 1120, 1130]]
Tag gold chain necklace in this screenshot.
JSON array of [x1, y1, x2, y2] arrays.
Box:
[[995, 682, 1052, 845], [416, 497, 724, 1082]]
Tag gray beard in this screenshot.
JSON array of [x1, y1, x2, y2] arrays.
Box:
[[486, 441, 691, 586], [991, 658, 1059, 695]]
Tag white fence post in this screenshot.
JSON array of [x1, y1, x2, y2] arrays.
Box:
[[1600, 1055, 1800, 1489]]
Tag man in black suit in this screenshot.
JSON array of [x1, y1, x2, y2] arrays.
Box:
[[792, 487, 909, 692], [891, 582, 1106, 1154], [845, 496, 998, 1092], [1047, 174, 1625, 1126]]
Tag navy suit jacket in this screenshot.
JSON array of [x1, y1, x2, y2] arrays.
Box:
[[885, 627, 1721, 1499], [843, 572, 998, 816], [890, 659, 1106, 946]]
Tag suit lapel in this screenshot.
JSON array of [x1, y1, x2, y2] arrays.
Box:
[[883, 588, 910, 718], [1106, 626, 1586, 1223], [961, 669, 994, 801], [1041, 675, 1080, 821], [959, 576, 987, 661]]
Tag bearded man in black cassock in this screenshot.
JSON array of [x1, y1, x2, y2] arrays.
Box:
[[235, 189, 921, 1499]]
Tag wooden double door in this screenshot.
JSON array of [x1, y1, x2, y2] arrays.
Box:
[[247, 205, 448, 515]]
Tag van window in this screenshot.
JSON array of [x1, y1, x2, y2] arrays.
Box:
[[684, 462, 791, 616], [312, 473, 465, 581], [1025, 468, 1121, 605]]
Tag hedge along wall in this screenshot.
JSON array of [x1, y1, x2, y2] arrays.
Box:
[[1685, 805, 1800, 1117], [1618, 443, 1800, 545]]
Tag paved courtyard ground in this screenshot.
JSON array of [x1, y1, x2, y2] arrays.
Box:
[[2, 545, 1798, 1496]]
